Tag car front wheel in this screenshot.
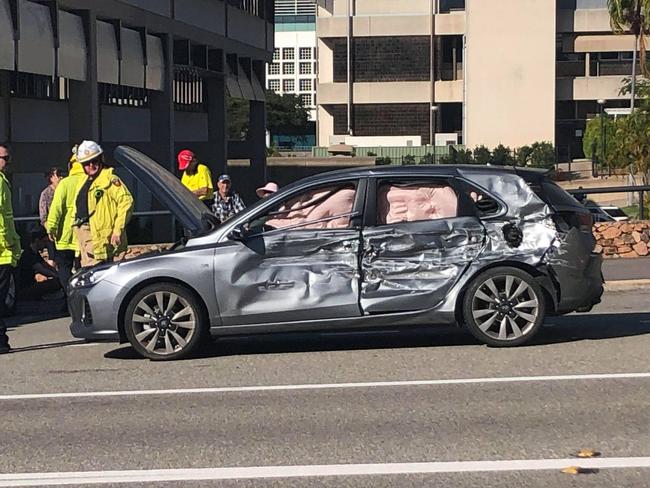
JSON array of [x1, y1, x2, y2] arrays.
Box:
[[463, 267, 545, 347], [124, 283, 207, 360]]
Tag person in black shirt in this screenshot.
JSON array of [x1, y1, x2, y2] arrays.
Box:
[[16, 230, 61, 301]]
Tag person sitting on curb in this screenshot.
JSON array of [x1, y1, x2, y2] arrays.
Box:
[[16, 230, 62, 301]]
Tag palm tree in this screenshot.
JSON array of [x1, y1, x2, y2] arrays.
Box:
[[607, 0, 650, 112]]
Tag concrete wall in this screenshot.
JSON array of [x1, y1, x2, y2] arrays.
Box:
[[174, 111, 209, 141], [465, 0, 556, 148], [120, 0, 172, 16], [11, 99, 69, 142], [101, 106, 151, 142], [174, 0, 226, 35]]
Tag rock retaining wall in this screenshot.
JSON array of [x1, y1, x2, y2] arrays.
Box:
[[593, 221, 650, 258]]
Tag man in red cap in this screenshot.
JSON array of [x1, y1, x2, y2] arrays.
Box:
[[178, 149, 213, 207]]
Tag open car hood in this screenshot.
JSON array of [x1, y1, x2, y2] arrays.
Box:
[[113, 146, 216, 237]]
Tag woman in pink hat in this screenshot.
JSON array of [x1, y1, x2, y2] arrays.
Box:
[[256, 182, 279, 199]]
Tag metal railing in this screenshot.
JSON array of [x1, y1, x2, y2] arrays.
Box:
[[567, 185, 650, 220]]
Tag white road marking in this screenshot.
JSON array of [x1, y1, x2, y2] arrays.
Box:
[[1, 457, 649, 486], [0, 372, 649, 401]]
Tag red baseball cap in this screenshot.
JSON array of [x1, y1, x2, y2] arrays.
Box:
[[177, 149, 194, 171]]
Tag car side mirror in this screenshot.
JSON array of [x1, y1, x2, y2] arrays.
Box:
[[228, 224, 247, 241]]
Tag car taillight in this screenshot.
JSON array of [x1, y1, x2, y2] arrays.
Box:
[[577, 213, 593, 232]]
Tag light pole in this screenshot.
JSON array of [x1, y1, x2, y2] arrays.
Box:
[[597, 99, 606, 171], [431, 105, 439, 164]]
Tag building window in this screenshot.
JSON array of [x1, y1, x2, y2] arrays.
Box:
[[10, 73, 69, 101], [300, 93, 312, 106], [100, 83, 149, 108], [283, 79, 295, 92], [283, 62, 295, 75], [283, 47, 295, 60], [299, 79, 312, 91], [299, 62, 312, 75], [269, 63, 280, 75], [299, 47, 312, 60], [273, 48, 280, 61], [172, 68, 206, 112], [268, 79, 281, 91]]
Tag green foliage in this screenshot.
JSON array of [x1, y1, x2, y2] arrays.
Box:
[[583, 115, 618, 161], [421, 153, 434, 165], [528, 142, 556, 168], [402, 154, 416, 165], [491, 144, 515, 166], [265, 90, 310, 137], [367, 151, 377, 156], [609, 109, 650, 183], [440, 148, 474, 165], [473, 145, 491, 165], [515, 145, 534, 166], [227, 96, 250, 140], [376, 156, 393, 165]]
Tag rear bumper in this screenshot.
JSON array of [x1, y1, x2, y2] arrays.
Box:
[[552, 252, 604, 314]]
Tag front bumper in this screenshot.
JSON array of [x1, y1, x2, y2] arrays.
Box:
[[68, 281, 122, 341]]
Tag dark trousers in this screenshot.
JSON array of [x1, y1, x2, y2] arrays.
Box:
[[55, 250, 76, 292], [0, 264, 12, 347]]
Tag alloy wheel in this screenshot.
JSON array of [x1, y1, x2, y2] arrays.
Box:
[[471, 274, 540, 342], [130, 291, 197, 356]]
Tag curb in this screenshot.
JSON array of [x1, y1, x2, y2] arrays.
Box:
[[604, 279, 650, 291]]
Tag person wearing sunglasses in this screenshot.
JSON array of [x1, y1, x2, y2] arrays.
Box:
[[0, 144, 21, 354]]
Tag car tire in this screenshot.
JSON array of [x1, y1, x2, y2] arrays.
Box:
[[462, 267, 545, 347], [124, 283, 208, 360]]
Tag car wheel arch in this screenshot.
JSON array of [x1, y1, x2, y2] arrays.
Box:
[[454, 260, 557, 327], [117, 277, 210, 343]]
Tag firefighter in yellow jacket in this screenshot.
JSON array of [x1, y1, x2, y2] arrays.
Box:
[[46, 149, 87, 289], [74, 141, 133, 268], [0, 143, 21, 353]]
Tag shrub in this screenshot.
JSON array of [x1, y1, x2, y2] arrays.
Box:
[[402, 154, 416, 165], [376, 156, 392, 165], [491, 144, 515, 165], [473, 145, 491, 165]]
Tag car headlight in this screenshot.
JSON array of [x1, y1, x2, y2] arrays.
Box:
[[69, 267, 114, 289]]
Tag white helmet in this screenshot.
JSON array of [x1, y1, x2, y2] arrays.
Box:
[[76, 140, 103, 164]]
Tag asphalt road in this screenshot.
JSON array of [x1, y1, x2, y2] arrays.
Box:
[[1, 289, 649, 487]]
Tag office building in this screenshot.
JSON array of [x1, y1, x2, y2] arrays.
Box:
[[316, 0, 635, 159]]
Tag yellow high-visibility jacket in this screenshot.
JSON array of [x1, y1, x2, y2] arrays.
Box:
[[0, 171, 21, 267], [85, 168, 134, 261], [46, 162, 86, 252], [181, 163, 213, 200]]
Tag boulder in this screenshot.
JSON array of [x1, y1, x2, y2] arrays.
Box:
[[617, 245, 632, 253], [619, 250, 640, 258], [602, 226, 622, 239], [632, 231, 643, 243], [633, 241, 649, 256]]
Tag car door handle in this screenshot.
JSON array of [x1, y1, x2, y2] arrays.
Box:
[[265, 280, 295, 290]]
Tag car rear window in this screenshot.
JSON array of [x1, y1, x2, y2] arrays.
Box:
[[527, 178, 583, 210]]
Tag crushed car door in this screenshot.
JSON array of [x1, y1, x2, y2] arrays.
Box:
[[360, 177, 486, 314], [214, 179, 365, 326]]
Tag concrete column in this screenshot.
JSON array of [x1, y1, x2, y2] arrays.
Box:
[[248, 99, 266, 190], [148, 34, 174, 172], [0, 71, 9, 142], [585, 52, 590, 77], [148, 34, 175, 242], [205, 74, 227, 177], [68, 10, 99, 144]]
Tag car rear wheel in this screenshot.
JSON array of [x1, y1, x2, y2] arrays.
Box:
[[463, 267, 545, 347], [124, 283, 207, 360]]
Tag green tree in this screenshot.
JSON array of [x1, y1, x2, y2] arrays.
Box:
[[227, 96, 250, 140], [609, 110, 650, 183], [491, 144, 515, 165], [473, 145, 491, 165], [528, 142, 556, 169], [607, 0, 650, 110], [265, 90, 310, 138], [515, 145, 534, 166], [440, 148, 474, 165], [583, 115, 618, 163]]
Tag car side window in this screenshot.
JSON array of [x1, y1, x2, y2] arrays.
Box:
[[250, 182, 358, 232], [377, 180, 458, 225]]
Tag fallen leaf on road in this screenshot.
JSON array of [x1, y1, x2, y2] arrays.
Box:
[[561, 466, 582, 475], [575, 448, 601, 458]]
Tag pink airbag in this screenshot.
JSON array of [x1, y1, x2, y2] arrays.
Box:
[[267, 186, 356, 229], [378, 184, 458, 224]]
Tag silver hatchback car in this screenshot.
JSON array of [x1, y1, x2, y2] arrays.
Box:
[[69, 147, 603, 360]]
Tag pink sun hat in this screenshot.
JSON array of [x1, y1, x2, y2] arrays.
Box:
[[256, 182, 279, 198]]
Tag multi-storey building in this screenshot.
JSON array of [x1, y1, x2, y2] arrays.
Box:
[[316, 0, 637, 159], [268, 0, 317, 121], [0, 0, 274, 230]]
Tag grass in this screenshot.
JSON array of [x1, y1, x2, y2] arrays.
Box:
[[621, 205, 650, 220]]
